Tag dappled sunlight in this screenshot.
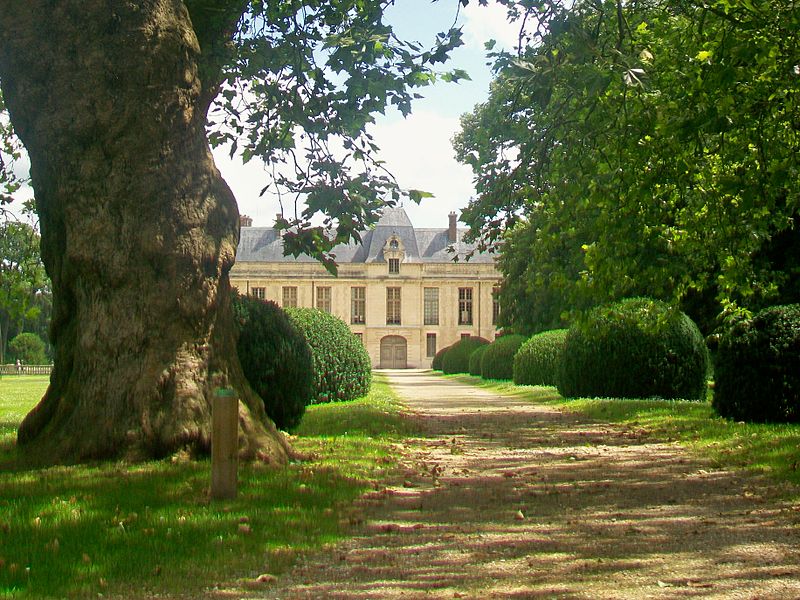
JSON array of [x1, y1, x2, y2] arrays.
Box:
[[261, 370, 800, 598]]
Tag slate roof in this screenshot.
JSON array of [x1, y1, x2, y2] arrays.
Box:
[[236, 206, 495, 264]]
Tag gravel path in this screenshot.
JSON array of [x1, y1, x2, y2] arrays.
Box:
[[249, 370, 800, 599]]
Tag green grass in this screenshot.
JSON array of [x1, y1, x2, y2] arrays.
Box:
[[0, 373, 414, 599], [445, 373, 800, 488]]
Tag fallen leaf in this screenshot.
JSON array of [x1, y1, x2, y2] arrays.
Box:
[[256, 573, 277, 584]]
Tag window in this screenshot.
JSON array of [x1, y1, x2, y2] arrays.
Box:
[[351, 287, 366, 324], [492, 285, 501, 325], [389, 239, 399, 249], [458, 287, 473, 325], [423, 288, 439, 325], [251, 286, 265, 300], [316, 286, 331, 313], [386, 287, 401, 325], [388, 258, 400, 274], [426, 333, 437, 358], [461, 333, 471, 340], [355, 333, 363, 344], [282, 286, 297, 308]]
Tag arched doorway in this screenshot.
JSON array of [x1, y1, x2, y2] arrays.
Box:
[[380, 335, 407, 369]]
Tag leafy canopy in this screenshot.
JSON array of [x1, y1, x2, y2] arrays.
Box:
[[455, 0, 800, 333], [1, 0, 468, 267]]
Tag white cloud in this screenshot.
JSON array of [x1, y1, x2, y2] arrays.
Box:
[[461, 2, 522, 52], [369, 110, 476, 229]]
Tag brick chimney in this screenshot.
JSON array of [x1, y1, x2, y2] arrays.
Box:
[[239, 214, 253, 228], [448, 211, 458, 243]]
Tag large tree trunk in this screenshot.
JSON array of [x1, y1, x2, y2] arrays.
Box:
[[0, 1, 290, 463]]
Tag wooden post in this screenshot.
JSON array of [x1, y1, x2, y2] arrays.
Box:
[[211, 387, 238, 500]]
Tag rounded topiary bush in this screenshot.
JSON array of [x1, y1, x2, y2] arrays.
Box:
[[431, 345, 450, 371], [442, 337, 490, 375], [468, 345, 489, 376], [286, 307, 372, 403], [481, 334, 527, 380], [558, 298, 708, 400], [513, 329, 568, 386], [713, 304, 800, 423], [232, 293, 313, 432]]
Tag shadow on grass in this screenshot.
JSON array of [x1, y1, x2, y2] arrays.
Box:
[[0, 374, 415, 599]]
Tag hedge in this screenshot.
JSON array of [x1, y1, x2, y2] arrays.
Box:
[[468, 345, 489, 376], [286, 307, 372, 403], [441, 337, 490, 375], [713, 304, 800, 423], [232, 293, 313, 431], [481, 334, 526, 380], [513, 329, 568, 386], [431, 345, 450, 371], [558, 298, 708, 400]]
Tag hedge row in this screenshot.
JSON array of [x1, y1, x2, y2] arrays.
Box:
[[513, 329, 568, 387], [231, 293, 313, 432], [286, 307, 372, 404]]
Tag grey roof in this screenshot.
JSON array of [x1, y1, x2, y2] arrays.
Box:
[[236, 206, 495, 264]]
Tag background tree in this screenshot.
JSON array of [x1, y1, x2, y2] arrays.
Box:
[[0, 0, 463, 462], [455, 0, 800, 334], [8, 332, 47, 366], [0, 220, 48, 364]]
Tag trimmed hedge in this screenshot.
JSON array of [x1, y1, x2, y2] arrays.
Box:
[[468, 345, 489, 376], [558, 298, 708, 400], [442, 337, 490, 375], [513, 329, 568, 386], [431, 345, 450, 371], [481, 334, 527, 380], [286, 307, 372, 403], [232, 293, 313, 432], [713, 304, 800, 423]]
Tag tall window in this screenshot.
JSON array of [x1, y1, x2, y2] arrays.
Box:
[[388, 258, 400, 274], [282, 286, 298, 308], [426, 333, 437, 358], [423, 287, 439, 325], [351, 287, 366, 324], [386, 287, 401, 325], [492, 285, 501, 325], [316, 286, 331, 313], [458, 287, 473, 325], [251, 286, 265, 300]]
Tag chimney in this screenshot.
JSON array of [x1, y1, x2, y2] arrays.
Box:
[[239, 214, 253, 228], [448, 211, 458, 243]]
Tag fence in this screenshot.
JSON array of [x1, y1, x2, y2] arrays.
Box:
[[0, 364, 53, 376]]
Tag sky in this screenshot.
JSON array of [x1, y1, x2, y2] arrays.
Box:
[[6, 1, 519, 230]]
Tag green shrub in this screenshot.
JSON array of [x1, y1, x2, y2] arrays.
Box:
[[481, 334, 526, 380], [468, 345, 489, 376], [442, 337, 490, 375], [232, 293, 313, 431], [713, 304, 800, 423], [431, 345, 450, 371], [8, 332, 47, 365], [513, 329, 568, 386], [558, 298, 708, 400], [286, 307, 372, 403]]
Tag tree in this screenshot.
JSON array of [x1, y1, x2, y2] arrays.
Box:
[[0, 1, 463, 462], [0, 220, 48, 364], [9, 332, 47, 365], [455, 0, 800, 334]]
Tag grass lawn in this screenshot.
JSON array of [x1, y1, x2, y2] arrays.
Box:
[[446, 374, 800, 489], [0, 373, 414, 599]]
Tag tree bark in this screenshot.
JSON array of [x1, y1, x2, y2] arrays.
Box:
[[0, 1, 290, 463]]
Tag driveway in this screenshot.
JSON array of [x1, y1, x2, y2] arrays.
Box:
[[255, 369, 800, 599]]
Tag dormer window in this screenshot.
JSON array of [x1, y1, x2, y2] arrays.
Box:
[[383, 234, 405, 275]]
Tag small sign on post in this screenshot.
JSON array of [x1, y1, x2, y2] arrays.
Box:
[[211, 387, 238, 501]]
